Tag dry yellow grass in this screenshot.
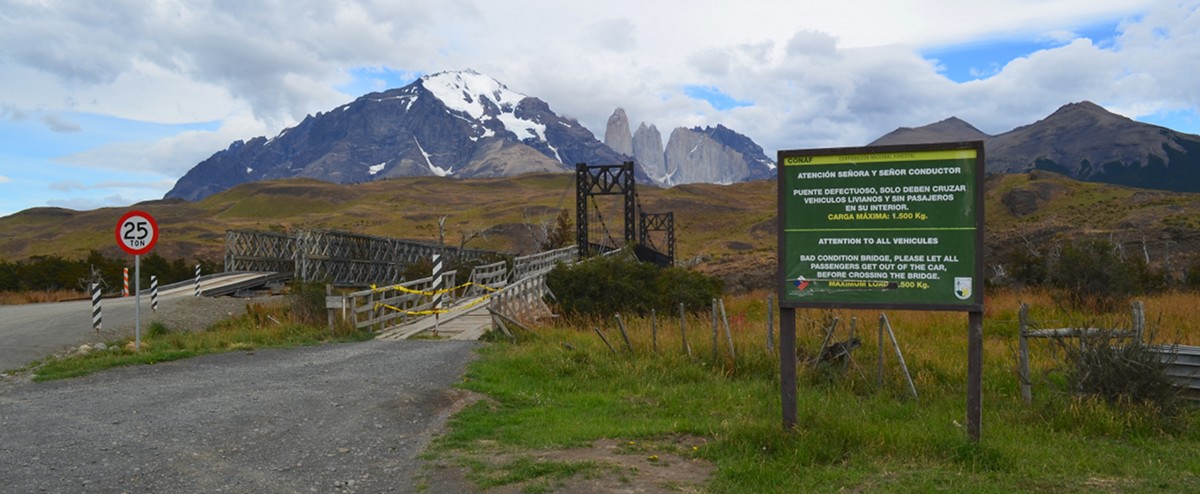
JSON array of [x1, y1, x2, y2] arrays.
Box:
[[0, 289, 87, 305]]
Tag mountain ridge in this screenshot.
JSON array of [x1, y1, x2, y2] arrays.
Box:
[[869, 101, 1200, 192], [166, 70, 631, 201]]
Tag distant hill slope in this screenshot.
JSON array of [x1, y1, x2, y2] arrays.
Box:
[[869, 101, 1200, 193], [5, 173, 1200, 292]]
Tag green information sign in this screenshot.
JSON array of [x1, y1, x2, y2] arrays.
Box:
[[777, 142, 984, 311]]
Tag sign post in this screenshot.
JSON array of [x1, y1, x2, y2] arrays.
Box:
[[777, 142, 985, 439], [115, 210, 159, 350]]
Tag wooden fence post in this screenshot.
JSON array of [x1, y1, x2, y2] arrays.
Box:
[[1133, 300, 1145, 343], [594, 326, 616, 354], [1018, 303, 1032, 404], [711, 299, 719, 362], [814, 317, 839, 367], [680, 302, 692, 357], [882, 314, 919, 400], [719, 298, 735, 361], [615, 314, 634, 353], [766, 295, 775, 355], [877, 314, 886, 389]]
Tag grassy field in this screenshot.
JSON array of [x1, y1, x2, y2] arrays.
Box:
[[431, 288, 1200, 493]]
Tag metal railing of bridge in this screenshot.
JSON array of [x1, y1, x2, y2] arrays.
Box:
[[224, 229, 494, 286]]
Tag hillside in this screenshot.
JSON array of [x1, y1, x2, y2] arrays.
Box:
[[3, 172, 1199, 290]]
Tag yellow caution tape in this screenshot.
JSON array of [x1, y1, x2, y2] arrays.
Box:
[[372, 292, 495, 316], [370, 281, 500, 296]]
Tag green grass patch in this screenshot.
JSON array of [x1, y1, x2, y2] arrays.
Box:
[[31, 302, 374, 381], [434, 296, 1200, 493]]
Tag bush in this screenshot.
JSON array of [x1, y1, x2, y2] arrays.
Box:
[[546, 253, 722, 317], [288, 280, 328, 325], [1055, 330, 1183, 415], [1185, 257, 1200, 289], [1048, 239, 1164, 310]]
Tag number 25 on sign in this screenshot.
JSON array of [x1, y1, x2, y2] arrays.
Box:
[[115, 210, 158, 256]]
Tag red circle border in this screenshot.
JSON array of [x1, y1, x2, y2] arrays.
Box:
[[114, 210, 159, 256]]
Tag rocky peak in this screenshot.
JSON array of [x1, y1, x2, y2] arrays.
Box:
[[664, 127, 748, 185], [632, 123, 666, 182], [605, 108, 633, 156]]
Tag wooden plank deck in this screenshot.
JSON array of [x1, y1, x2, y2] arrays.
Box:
[[375, 298, 493, 341]]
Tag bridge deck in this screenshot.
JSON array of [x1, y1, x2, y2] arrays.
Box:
[[375, 297, 493, 341]]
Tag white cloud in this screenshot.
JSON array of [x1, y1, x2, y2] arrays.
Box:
[[42, 114, 80, 133], [54, 113, 270, 176], [0, 175, 11, 184], [0, 0, 1194, 205]]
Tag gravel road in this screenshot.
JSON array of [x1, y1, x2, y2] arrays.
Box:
[[0, 339, 479, 493], [0, 273, 281, 371]]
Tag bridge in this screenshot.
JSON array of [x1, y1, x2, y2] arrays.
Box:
[[216, 162, 674, 341], [220, 224, 580, 340], [352, 246, 577, 340]]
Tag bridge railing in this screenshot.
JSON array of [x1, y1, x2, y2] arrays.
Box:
[[510, 246, 577, 281], [465, 260, 509, 298], [347, 271, 457, 333], [488, 271, 554, 328], [223, 228, 494, 286]]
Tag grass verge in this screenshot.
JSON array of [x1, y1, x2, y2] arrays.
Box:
[[26, 301, 373, 381], [430, 289, 1200, 493]]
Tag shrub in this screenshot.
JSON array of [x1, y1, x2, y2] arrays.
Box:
[[1048, 239, 1164, 310], [288, 280, 328, 325], [546, 253, 722, 317], [1054, 330, 1183, 415]]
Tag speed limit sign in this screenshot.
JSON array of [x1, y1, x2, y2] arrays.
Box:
[[115, 210, 159, 256]]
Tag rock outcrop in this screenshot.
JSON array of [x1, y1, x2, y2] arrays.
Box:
[[604, 108, 634, 156], [632, 123, 666, 182], [664, 127, 749, 185]]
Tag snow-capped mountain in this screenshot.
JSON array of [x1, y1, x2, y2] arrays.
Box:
[[166, 70, 628, 201]]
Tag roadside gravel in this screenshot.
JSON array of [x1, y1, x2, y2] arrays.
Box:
[[0, 339, 479, 493]]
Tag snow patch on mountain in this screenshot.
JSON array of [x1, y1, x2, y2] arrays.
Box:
[[422, 70, 547, 144]]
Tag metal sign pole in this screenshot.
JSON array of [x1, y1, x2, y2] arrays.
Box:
[[135, 254, 141, 350]]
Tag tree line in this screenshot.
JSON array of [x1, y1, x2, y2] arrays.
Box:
[[0, 251, 221, 294]]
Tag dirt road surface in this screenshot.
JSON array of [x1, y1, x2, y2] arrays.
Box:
[[0, 339, 478, 493]]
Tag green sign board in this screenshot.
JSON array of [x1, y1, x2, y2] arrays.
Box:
[[777, 142, 984, 311]]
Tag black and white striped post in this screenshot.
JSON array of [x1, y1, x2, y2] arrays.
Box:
[[150, 275, 159, 313], [432, 253, 443, 335], [91, 282, 102, 334], [194, 264, 201, 297]]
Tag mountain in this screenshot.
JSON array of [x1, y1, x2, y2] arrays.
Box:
[[868, 101, 1200, 192], [604, 108, 634, 156], [166, 70, 628, 201], [632, 123, 666, 182], [604, 108, 777, 186], [869, 117, 991, 146]]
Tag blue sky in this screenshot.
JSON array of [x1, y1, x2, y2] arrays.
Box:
[[1, 0, 1197, 218]]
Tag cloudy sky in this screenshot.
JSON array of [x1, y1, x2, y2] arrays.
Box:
[[1, 0, 1197, 217]]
